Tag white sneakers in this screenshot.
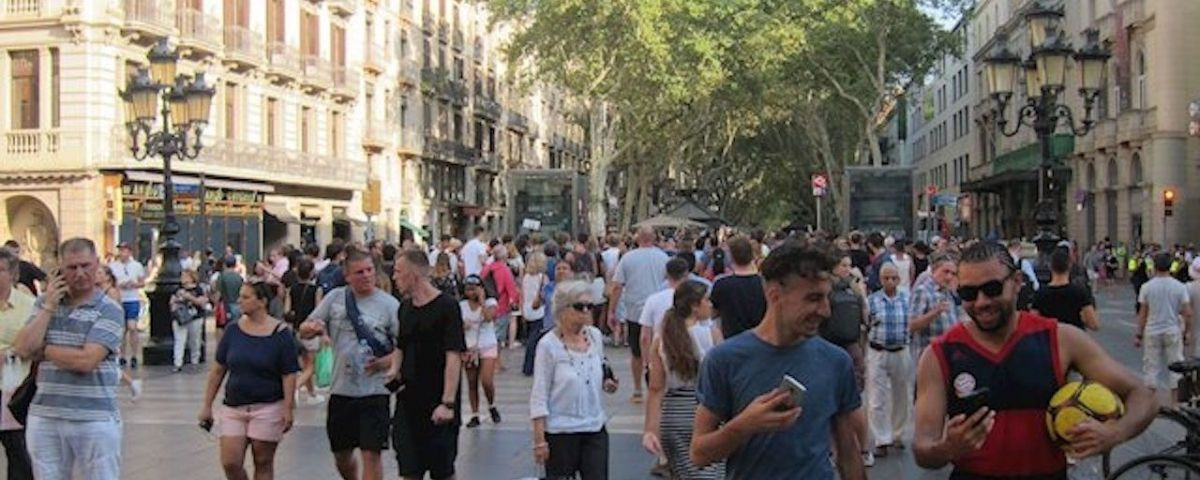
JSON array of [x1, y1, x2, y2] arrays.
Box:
[[129, 379, 143, 402]]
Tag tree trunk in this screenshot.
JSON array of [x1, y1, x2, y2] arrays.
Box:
[[587, 102, 614, 236], [619, 160, 640, 232]]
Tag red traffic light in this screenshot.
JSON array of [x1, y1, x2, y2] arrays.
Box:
[[1164, 189, 1176, 202]]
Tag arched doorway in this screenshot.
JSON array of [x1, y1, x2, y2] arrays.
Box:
[[6, 196, 59, 267]]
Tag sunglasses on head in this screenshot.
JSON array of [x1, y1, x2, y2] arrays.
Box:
[[570, 302, 594, 313], [956, 273, 1013, 301]]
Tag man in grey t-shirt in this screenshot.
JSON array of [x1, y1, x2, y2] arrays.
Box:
[[608, 226, 669, 402], [1137, 253, 1193, 399], [302, 251, 400, 480], [13, 238, 125, 480]]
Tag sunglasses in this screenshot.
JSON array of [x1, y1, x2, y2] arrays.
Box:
[[956, 273, 1012, 301], [570, 303, 594, 313]]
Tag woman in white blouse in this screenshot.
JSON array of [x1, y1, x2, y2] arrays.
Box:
[[530, 279, 618, 480], [461, 274, 500, 428]]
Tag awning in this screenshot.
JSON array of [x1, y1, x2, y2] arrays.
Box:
[[122, 170, 274, 192], [262, 202, 300, 223], [398, 219, 429, 239], [332, 211, 368, 225], [300, 206, 324, 221]]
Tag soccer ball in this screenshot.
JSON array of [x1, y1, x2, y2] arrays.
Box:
[[1045, 380, 1125, 445]]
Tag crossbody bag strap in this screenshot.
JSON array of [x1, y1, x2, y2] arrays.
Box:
[[344, 289, 390, 356]]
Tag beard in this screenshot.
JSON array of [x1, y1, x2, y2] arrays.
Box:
[[968, 298, 1016, 333]]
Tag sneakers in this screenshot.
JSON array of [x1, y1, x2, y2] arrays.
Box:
[[465, 416, 481, 428], [129, 358, 139, 370], [172, 366, 183, 373], [306, 393, 327, 406], [489, 406, 502, 424], [129, 379, 143, 402], [862, 450, 875, 468]]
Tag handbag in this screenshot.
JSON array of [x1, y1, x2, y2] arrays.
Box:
[[8, 361, 38, 426]]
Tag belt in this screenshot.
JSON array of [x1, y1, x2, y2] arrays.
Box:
[[869, 342, 907, 352]]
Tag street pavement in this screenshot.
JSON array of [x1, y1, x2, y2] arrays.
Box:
[[3, 282, 1196, 479]]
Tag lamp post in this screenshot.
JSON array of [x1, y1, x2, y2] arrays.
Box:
[[120, 38, 216, 364], [982, 0, 1109, 260]]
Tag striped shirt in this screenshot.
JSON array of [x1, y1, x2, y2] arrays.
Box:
[[29, 290, 125, 422], [867, 290, 911, 347], [909, 281, 960, 355]]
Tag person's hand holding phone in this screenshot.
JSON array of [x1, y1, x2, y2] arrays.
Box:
[[731, 389, 802, 435], [197, 407, 214, 432], [42, 270, 67, 311], [941, 406, 996, 460]]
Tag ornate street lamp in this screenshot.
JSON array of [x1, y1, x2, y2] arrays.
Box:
[[982, 0, 1109, 258], [119, 38, 216, 363]]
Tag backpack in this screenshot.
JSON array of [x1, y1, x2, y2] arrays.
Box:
[[481, 267, 499, 299], [865, 253, 891, 293], [1016, 270, 1036, 311], [316, 264, 345, 294], [821, 282, 864, 345]]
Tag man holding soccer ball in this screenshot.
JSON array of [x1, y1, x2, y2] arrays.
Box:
[[913, 242, 1157, 478]]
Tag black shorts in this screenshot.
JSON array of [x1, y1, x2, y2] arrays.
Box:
[[392, 396, 459, 479], [626, 322, 643, 357], [326, 395, 391, 452]]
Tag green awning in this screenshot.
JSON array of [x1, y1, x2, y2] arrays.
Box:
[[992, 134, 1076, 175], [398, 219, 429, 239]]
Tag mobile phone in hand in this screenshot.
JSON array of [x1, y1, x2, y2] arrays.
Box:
[[199, 419, 214, 432], [948, 387, 990, 419], [778, 374, 807, 410]]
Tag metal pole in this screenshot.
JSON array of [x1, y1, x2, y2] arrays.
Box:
[[200, 171, 207, 254]]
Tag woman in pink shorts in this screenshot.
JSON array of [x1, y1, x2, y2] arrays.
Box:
[[461, 274, 501, 428], [198, 281, 301, 479]]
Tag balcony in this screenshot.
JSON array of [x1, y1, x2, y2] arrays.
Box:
[[398, 130, 422, 156], [266, 41, 301, 81], [326, 0, 356, 17], [176, 7, 221, 56], [437, 22, 447, 43], [479, 151, 499, 171], [301, 55, 333, 91], [3, 129, 70, 171], [475, 96, 502, 120], [332, 65, 360, 101], [363, 42, 385, 74], [363, 123, 392, 151], [123, 0, 175, 42], [506, 110, 528, 132], [198, 139, 367, 190], [420, 67, 448, 95], [452, 29, 463, 51], [447, 78, 468, 105], [2, 0, 71, 21], [223, 25, 263, 68], [397, 57, 420, 87]]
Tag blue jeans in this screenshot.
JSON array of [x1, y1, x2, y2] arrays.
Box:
[[26, 415, 122, 480], [522, 319, 545, 376]]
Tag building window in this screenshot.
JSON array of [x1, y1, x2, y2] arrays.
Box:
[[331, 110, 343, 157], [265, 97, 279, 146], [332, 24, 346, 67], [301, 10, 318, 57], [301, 106, 312, 153], [267, 0, 285, 43], [223, 82, 238, 139], [9, 50, 39, 129], [1136, 51, 1147, 109], [50, 48, 59, 127]]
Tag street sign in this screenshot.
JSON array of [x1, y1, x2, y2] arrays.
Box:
[[811, 173, 827, 197], [931, 193, 958, 207], [926, 184, 938, 196]]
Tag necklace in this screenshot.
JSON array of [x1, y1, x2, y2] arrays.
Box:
[[559, 329, 593, 386]]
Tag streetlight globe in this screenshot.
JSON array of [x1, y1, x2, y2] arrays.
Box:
[[168, 76, 191, 129], [1024, 0, 1064, 51], [148, 38, 180, 86], [126, 68, 161, 122], [186, 73, 216, 125], [984, 38, 1021, 98], [1074, 29, 1111, 94], [1034, 30, 1072, 92]]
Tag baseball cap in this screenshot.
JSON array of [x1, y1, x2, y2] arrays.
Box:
[[464, 274, 484, 287], [117, 242, 131, 250]]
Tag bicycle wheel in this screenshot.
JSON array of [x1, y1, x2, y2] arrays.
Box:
[[1108, 454, 1200, 480], [1104, 410, 1194, 476]]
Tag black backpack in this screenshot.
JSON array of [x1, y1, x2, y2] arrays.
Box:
[[1016, 270, 1036, 311], [821, 281, 864, 345]]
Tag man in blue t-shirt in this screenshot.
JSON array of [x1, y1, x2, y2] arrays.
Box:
[[692, 240, 866, 480]]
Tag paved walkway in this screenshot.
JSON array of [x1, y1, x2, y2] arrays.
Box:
[[3, 283, 1193, 479]]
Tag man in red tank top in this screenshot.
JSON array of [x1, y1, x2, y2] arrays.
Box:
[[913, 241, 1157, 479]]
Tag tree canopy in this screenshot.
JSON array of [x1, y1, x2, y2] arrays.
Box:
[[487, 0, 958, 231]]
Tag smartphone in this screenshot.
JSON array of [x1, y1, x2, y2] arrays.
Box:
[[948, 387, 990, 419], [199, 418, 214, 432], [385, 378, 404, 393], [778, 374, 807, 410]]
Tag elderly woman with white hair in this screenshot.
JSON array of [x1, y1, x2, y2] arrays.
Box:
[[530, 279, 618, 480]]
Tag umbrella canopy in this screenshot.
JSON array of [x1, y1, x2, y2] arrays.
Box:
[[633, 214, 706, 230]]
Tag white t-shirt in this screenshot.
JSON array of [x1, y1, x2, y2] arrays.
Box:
[[461, 298, 499, 350], [109, 258, 146, 302], [637, 287, 675, 333], [600, 248, 620, 278], [428, 248, 460, 276], [892, 254, 913, 293], [521, 273, 547, 320], [462, 239, 488, 277], [1139, 276, 1191, 335]]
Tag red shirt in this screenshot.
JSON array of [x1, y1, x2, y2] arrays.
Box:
[[481, 261, 518, 314]]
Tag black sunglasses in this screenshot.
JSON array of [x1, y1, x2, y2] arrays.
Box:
[[570, 303, 594, 313], [956, 273, 1012, 301]]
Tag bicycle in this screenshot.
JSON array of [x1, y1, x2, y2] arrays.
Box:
[[1104, 357, 1200, 479]]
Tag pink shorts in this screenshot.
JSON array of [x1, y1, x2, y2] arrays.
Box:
[[217, 401, 288, 442], [478, 345, 499, 359]]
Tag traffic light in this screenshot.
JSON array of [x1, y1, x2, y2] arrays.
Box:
[[1164, 188, 1176, 216]]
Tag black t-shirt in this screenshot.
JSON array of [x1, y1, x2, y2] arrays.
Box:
[[397, 293, 467, 416], [18, 260, 45, 295], [287, 282, 318, 327], [1031, 283, 1094, 329], [849, 248, 872, 274], [711, 273, 767, 338]]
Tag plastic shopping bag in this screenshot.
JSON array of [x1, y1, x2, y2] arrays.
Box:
[[315, 345, 333, 389]]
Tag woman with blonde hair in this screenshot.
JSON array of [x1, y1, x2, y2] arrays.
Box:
[[643, 280, 724, 478], [431, 251, 461, 301]]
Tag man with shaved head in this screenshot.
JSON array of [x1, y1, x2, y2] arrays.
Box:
[[608, 225, 669, 403], [865, 262, 914, 458]]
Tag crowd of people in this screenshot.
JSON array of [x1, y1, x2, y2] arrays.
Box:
[[0, 223, 1195, 479]]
